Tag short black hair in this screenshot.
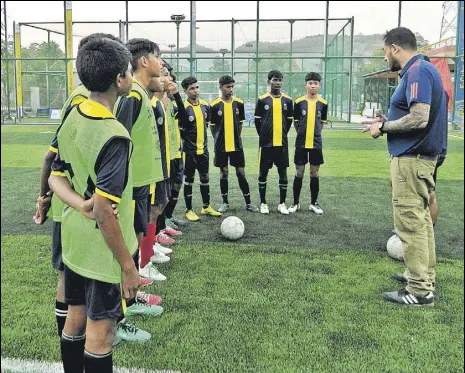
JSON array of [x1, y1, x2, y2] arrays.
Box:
[[219, 75, 235, 86], [78, 33, 121, 50], [383, 27, 417, 51], [126, 38, 160, 72], [162, 59, 173, 72], [171, 73, 177, 83], [268, 70, 283, 81], [76, 38, 131, 93], [182, 76, 198, 90], [305, 72, 322, 82], [422, 55, 431, 62]]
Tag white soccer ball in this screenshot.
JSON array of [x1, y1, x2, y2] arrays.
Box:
[[221, 216, 245, 241], [387, 234, 404, 261]]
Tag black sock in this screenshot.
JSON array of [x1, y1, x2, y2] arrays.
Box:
[[117, 315, 125, 324], [293, 176, 303, 205], [279, 179, 288, 205], [200, 183, 210, 208], [84, 350, 113, 373], [238, 176, 251, 205], [258, 177, 267, 204], [220, 178, 229, 204], [311, 177, 320, 205], [165, 189, 179, 218], [157, 211, 166, 233], [55, 300, 69, 338], [184, 183, 193, 211], [61, 333, 85, 373]]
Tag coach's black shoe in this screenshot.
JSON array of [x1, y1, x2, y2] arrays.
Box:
[[384, 290, 434, 307], [392, 273, 408, 283]]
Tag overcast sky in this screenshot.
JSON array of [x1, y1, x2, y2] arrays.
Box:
[[2, 1, 456, 55]]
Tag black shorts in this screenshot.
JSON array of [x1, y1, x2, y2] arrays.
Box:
[[184, 152, 210, 178], [294, 148, 325, 166], [64, 265, 122, 321], [214, 151, 246, 168], [259, 147, 289, 170], [52, 221, 64, 271], [133, 186, 150, 235], [150, 179, 171, 209], [170, 158, 184, 185]]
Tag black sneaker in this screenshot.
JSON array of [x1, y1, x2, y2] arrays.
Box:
[[384, 290, 434, 307], [392, 273, 408, 283]]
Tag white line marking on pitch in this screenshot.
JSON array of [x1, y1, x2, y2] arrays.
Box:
[[449, 134, 464, 140], [1, 357, 181, 373]]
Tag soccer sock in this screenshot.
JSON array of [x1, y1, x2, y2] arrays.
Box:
[[84, 350, 113, 373], [200, 182, 210, 208], [220, 177, 229, 204], [61, 333, 85, 373], [184, 183, 193, 211], [55, 301, 69, 338], [140, 223, 156, 269], [311, 177, 320, 205], [238, 175, 252, 205], [279, 179, 288, 205], [156, 211, 166, 234], [258, 176, 267, 205], [165, 189, 179, 219], [293, 176, 303, 205]]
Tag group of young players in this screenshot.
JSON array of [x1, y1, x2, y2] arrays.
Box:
[[33, 32, 329, 373]]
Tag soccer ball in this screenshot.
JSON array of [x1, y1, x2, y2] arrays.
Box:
[[221, 216, 245, 241], [387, 234, 404, 261]]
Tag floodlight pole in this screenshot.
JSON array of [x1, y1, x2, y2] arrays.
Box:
[[3, 0, 12, 119], [255, 1, 260, 101], [323, 1, 329, 97]]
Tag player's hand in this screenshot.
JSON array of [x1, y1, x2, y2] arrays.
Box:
[[122, 265, 140, 300], [33, 191, 52, 225], [169, 82, 179, 95], [79, 196, 120, 220]]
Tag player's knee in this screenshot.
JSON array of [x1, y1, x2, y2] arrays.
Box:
[[173, 183, 182, 193], [184, 175, 194, 185], [295, 169, 305, 179], [236, 169, 246, 180], [86, 320, 116, 352], [310, 170, 319, 178], [279, 177, 288, 185], [199, 173, 209, 184], [221, 170, 229, 180]]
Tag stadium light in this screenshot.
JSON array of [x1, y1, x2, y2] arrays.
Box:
[[171, 14, 186, 73]]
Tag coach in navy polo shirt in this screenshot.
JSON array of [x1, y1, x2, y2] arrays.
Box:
[[363, 27, 448, 307]]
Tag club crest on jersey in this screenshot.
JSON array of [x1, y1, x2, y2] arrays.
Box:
[[218, 110, 223, 116], [189, 115, 195, 122], [302, 110, 307, 116], [236, 108, 240, 115], [264, 105, 270, 110], [157, 117, 163, 125], [283, 104, 288, 110], [317, 111, 322, 119]]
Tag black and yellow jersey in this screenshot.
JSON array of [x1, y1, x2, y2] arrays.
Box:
[[210, 97, 245, 153], [174, 93, 210, 156], [293, 96, 328, 149], [254, 92, 293, 148]]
